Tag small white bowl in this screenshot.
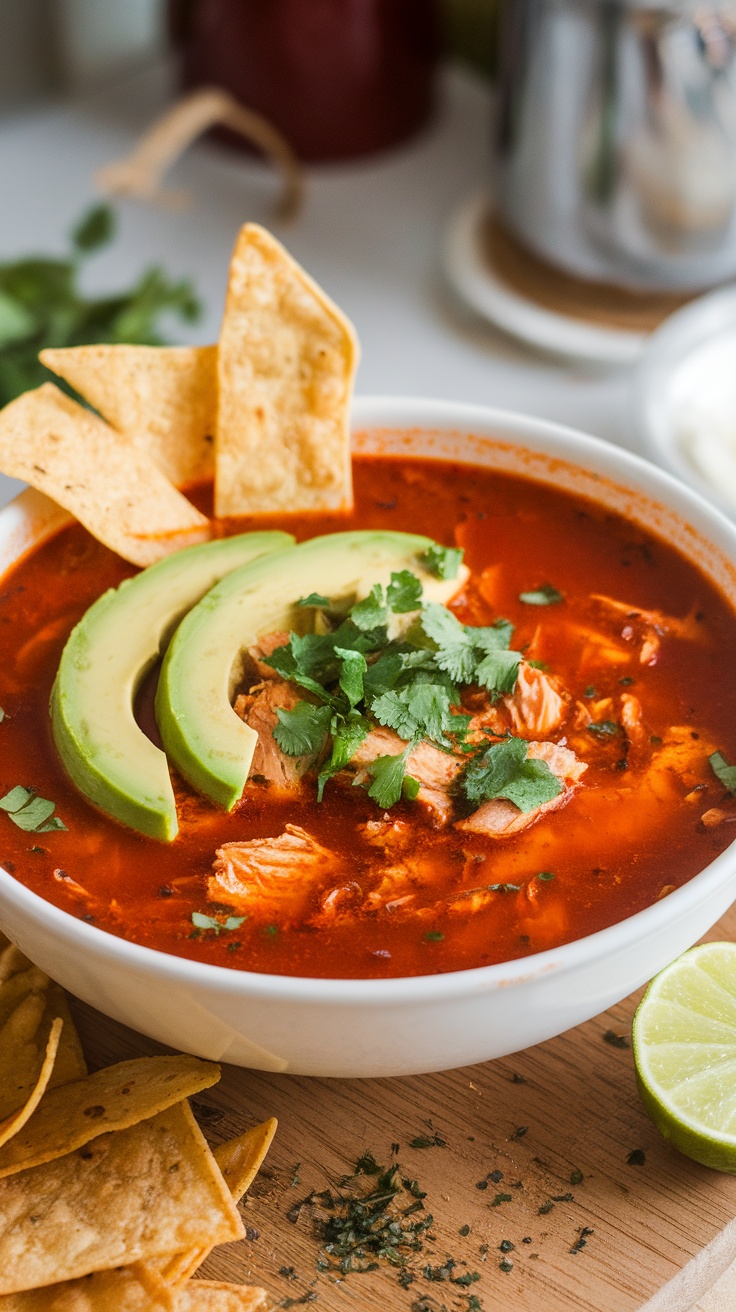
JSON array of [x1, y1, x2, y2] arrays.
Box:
[[2, 396, 736, 1077], [636, 284, 736, 520]]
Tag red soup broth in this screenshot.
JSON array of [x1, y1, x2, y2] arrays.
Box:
[[1, 455, 735, 979]]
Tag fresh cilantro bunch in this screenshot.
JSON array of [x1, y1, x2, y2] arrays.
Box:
[[0, 204, 200, 406], [262, 550, 563, 813]]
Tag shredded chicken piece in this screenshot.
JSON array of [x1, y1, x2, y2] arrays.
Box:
[[644, 725, 718, 801], [589, 595, 706, 667], [245, 630, 291, 682], [502, 662, 567, 738], [620, 692, 648, 761], [349, 726, 463, 826], [455, 741, 586, 837], [234, 681, 324, 791], [209, 824, 343, 918], [357, 817, 414, 849]]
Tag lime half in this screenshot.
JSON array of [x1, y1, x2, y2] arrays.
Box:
[[633, 942, 736, 1172]]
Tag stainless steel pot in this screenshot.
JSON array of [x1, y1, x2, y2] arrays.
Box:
[[496, 0, 736, 291]]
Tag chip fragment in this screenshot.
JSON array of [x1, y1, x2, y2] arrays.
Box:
[[151, 1118, 278, 1286], [0, 1054, 221, 1179], [177, 1284, 269, 1310], [0, 1101, 243, 1294], [0, 384, 210, 566], [215, 223, 359, 517], [40, 345, 217, 488], [0, 1017, 62, 1149]]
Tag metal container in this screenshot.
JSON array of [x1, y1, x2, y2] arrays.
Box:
[[497, 0, 736, 291]]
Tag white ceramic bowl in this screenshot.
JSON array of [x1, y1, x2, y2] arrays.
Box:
[[2, 396, 736, 1078]]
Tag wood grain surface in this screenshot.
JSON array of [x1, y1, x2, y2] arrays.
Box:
[[63, 903, 736, 1312]]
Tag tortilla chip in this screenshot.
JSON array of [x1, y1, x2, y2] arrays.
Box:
[[0, 1055, 221, 1179], [177, 1285, 268, 1310], [44, 983, 87, 1089], [215, 223, 358, 517], [0, 1275, 268, 1311], [0, 1017, 62, 1148], [152, 1118, 278, 1286], [40, 345, 217, 489], [0, 1101, 243, 1295], [0, 1266, 172, 1310], [0, 384, 210, 566]]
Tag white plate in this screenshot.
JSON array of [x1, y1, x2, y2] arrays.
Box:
[[443, 193, 648, 367]]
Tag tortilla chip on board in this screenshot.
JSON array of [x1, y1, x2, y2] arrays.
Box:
[[0, 1017, 62, 1148], [0, 1100, 243, 1295], [151, 1117, 278, 1286], [0, 940, 86, 1121], [40, 345, 217, 488], [0, 1055, 221, 1179], [215, 223, 359, 518], [0, 1275, 268, 1311], [0, 384, 209, 566]]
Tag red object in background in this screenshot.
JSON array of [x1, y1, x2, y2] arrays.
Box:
[[168, 0, 439, 162]]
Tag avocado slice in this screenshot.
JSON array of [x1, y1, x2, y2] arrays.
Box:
[[51, 531, 294, 842], [155, 530, 469, 810]]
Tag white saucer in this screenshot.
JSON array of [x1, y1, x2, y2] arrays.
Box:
[[443, 193, 648, 367]]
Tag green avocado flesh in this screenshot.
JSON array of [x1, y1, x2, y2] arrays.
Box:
[[51, 531, 294, 842], [156, 530, 469, 811]]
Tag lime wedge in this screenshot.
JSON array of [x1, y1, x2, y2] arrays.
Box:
[[633, 942, 736, 1172]]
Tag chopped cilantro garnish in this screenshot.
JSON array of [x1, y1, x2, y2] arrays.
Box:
[[296, 592, 331, 608], [350, 583, 388, 631], [317, 716, 370, 801], [425, 931, 445, 942], [362, 744, 414, 809], [461, 738, 562, 813], [191, 912, 245, 935], [386, 569, 423, 613], [710, 750, 736, 794], [537, 870, 555, 881], [0, 785, 66, 833], [475, 647, 521, 695], [334, 646, 367, 709], [584, 685, 596, 698], [372, 682, 459, 747], [519, 584, 564, 606], [273, 702, 332, 757], [587, 720, 618, 737], [421, 604, 521, 692], [421, 543, 464, 580]]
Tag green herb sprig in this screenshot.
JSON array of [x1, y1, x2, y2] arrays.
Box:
[[0, 205, 200, 407], [0, 785, 66, 833]]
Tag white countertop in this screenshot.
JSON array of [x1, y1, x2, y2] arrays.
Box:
[[0, 61, 638, 513]]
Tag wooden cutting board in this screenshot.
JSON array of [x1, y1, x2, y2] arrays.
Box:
[[67, 905, 736, 1312]]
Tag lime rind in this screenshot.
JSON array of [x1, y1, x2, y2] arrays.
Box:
[[633, 942, 736, 1170]]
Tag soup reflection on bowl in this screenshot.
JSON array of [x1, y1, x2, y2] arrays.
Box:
[[1, 397, 735, 1077]]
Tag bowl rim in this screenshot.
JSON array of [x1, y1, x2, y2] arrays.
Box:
[[2, 392, 736, 1006]]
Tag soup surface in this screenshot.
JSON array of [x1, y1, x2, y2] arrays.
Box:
[[1, 455, 735, 978]]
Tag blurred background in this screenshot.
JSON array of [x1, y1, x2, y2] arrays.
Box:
[[3, 0, 736, 512]]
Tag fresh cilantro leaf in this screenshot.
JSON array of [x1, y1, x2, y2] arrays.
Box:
[[362, 744, 414, 809], [334, 647, 367, 709], [273, 702, 332, 756], [317, 716, 370, 800], [387, 570, 423, 613], [710, 751, 736, 794], [371, 682, 458, 746], [462, 737, 562, 813], [421, 604, 477, 681], [362, 649, 404, 703], [350, 584, 388, 631], [519, 584, 564, 606], [296, 593, 331, 608], [527, 659, 550, 671], [475, 648, 521, 695], [472, 619, 515, 652], [403, 775, 421, 800], [421, 543, 464, 580], [72, 204, 115, 254], [264, 633, 339, 702], [0, 785, 66, 832], [191, 912, 246, 935]]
